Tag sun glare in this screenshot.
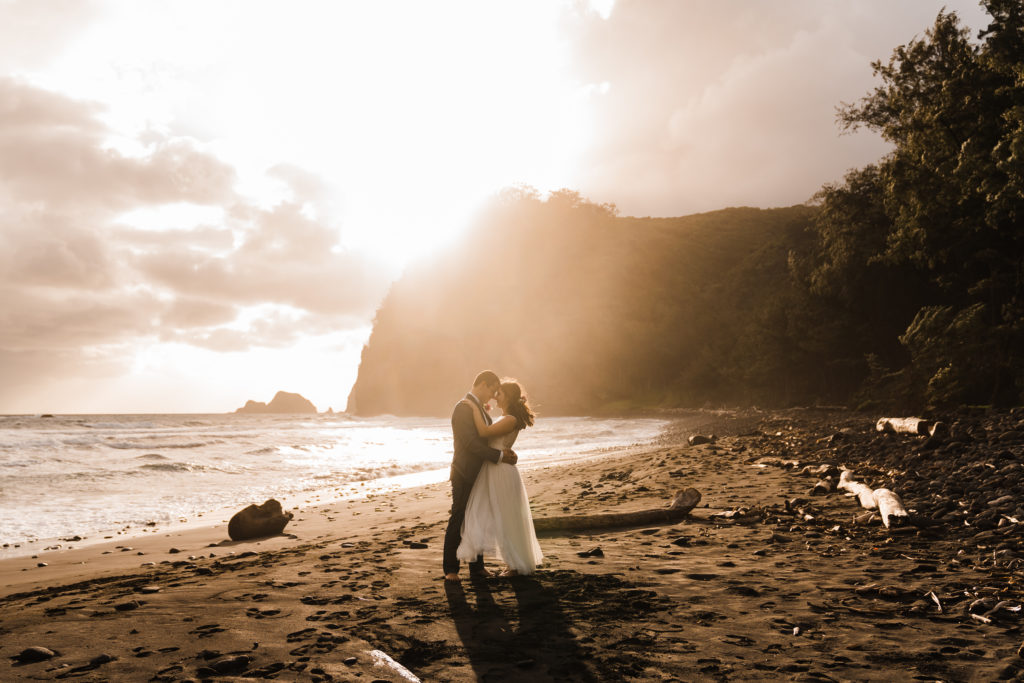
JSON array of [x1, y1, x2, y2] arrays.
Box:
[[26, 1, 594, 273]]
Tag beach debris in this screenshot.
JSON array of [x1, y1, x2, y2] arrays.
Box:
[[228, 498, 294, 541], [577, 547, 604, 558], [12, 646, 57, 664], [838, 471, 908, 528], [876, 417, 932, 435], [754, 456, 801, 469], [533, 488, 700, 533], [837, 470, 877, 509], [114, 599, 142, 611], [810, 477, 836, 495], [688, 434, 716, 446], [369, 649, 421, 682], [876, 416, 949, 446]]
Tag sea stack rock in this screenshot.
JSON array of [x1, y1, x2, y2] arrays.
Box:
[[235, 391, 317, 414], [227, 499, 293, 541]]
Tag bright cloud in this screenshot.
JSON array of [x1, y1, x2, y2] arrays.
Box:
[[0, 0, 992, 412]]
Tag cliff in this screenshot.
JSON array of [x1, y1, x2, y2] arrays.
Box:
[[235, 391, 317, 414], [347, 191, 821, 417]]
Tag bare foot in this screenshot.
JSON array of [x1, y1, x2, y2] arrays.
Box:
[[444, 573, 460, 582]]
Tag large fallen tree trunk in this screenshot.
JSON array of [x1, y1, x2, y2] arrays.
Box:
[[533, 488, 701, 532], [838, 470, 909, 528]]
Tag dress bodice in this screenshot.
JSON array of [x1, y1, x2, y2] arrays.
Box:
[[489, 426, 520, 452]]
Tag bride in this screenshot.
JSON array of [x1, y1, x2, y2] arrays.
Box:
[[456, 379, 544, 576]]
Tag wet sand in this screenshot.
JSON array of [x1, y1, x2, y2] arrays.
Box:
[[2, 409, 1022, 681]]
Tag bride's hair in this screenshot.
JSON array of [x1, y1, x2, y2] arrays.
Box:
[[500, 380, 535, 429]]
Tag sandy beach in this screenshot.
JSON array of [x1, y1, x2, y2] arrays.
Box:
[[3, 409, 1023, 681]]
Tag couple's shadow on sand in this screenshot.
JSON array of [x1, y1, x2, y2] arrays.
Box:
[[444, 574, 597, 682]]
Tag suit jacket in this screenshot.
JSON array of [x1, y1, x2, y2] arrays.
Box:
[[450, 393, 501, 484]]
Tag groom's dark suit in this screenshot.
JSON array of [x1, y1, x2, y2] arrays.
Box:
[[443, 393, 502, 576]]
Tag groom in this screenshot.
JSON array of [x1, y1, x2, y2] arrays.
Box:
[[443, 370, 517, 582]]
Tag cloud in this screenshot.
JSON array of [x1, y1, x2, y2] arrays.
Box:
[[563, 0, 989, 215], [0, 77, 237, 208], [0, 78, 392, 408], [0, 0, 102, 70]]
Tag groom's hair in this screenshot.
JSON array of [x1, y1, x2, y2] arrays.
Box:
[[473, 370, 500, 388]]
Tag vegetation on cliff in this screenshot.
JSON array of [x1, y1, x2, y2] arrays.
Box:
[[348, 2, 1024, 416]]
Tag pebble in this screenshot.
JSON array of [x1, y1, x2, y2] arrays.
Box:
[[89, 653, 116, 666], [115, 600, 141, 611], [344, 656, 358, 665]]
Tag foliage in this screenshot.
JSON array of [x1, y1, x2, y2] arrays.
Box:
[[805, 1, 1024, 406]]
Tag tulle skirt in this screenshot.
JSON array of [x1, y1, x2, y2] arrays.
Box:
[[457, 462, 543, 574]]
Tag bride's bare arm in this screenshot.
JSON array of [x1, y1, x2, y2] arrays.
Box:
[[458, 399, 517, 438]]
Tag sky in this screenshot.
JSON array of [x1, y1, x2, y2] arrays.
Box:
[[0, 0, 992, 414]]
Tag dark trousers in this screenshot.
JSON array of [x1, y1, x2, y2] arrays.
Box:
[[443, 477, 484, 575]]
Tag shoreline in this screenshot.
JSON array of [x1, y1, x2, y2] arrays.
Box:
[[3, 408, 1022, 680]]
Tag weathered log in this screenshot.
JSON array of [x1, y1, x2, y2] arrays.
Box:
[[872, 488, 909, 528], [368, 650, 420, 682], [838, 471, 909, 528], [533, 488, 701, 532], [876, 417, 931, 435], [838, 470, 877, 509]]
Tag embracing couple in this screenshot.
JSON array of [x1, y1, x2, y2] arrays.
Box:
[[443, 370, 544, 581]]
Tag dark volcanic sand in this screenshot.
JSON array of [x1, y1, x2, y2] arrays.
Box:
[[2, 408, 1022, 681]]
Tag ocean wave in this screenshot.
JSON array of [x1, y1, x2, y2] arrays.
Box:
[[139, 462, 208, 472], [106, 440, 220, 450], [84, 421, 158, 430], [134, 453, 170, 461]]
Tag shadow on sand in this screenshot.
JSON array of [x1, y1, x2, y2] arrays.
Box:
[[445, 574, 597, 682]]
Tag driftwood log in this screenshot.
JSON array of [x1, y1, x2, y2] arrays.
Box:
[[838, 470, 877, 509], [876, 417, 931, 435], [533, 488, 701, 533], [838, 470, 908, 528], [875, 417, 948, 442]]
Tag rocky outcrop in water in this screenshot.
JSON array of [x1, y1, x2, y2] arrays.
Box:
[[234, 391, 316, 414]]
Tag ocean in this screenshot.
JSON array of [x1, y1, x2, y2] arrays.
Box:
[[0, 413, 667, 557]]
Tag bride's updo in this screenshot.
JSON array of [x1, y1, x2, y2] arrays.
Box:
[[500, 380, 535, 430]]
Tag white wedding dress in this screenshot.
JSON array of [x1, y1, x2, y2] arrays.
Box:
[[457, 427, 544, 574]]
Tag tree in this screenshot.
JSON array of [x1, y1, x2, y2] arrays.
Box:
[[807, 3, 1024, 406]]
